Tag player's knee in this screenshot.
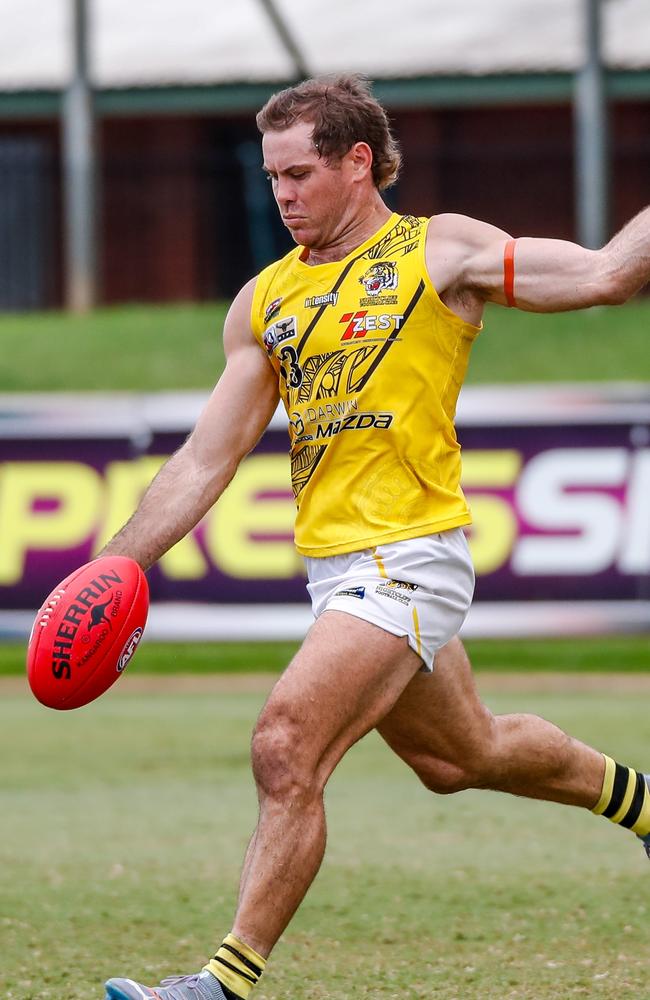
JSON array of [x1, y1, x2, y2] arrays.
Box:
[[251, 711, 318, 803]]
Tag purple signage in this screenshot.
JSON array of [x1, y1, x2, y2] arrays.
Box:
[[0, 387, 648, 621]]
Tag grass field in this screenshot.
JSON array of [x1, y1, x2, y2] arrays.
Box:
[[3, 298, 650, 391], [3, 285, 649, 998], [3, 672, 650, 1000], [2, 636, 649, 677]]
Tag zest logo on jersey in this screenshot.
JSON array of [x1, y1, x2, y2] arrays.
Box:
[[339, 312, 405, 340]]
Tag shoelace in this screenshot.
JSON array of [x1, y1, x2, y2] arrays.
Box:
[[158, 974, 205, 998]]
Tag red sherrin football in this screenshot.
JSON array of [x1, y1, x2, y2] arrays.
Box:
[[27, 556, 149, 710]]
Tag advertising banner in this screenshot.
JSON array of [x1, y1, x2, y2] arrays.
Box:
[[1, 386, 648, 638]]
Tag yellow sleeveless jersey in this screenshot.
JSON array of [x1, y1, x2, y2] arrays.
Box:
[[250, 212, 481, 557]]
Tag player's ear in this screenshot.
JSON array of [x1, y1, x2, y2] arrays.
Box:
[[349, 141, 373, 181]]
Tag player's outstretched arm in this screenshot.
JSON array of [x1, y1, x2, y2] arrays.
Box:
[[431, 206, 650, 313], [100, 278, 279, 570]]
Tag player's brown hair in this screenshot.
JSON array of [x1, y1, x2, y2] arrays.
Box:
[[256, 74, 401, 191]]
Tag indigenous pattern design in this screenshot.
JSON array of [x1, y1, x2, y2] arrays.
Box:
[[366, 215, 422, 260], [296, 346, 377, 404], [250, 213, 479, 554], [291, 444, 325, 499]]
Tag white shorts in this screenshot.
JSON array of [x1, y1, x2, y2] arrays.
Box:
[[305, 528, 475, 671]]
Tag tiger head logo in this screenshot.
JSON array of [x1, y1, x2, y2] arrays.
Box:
[[359, 261, 398, 296]]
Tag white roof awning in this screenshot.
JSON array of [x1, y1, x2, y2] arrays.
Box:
[[1, 0, 649, 93]]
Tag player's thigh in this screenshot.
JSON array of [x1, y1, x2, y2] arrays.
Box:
[[254, 609, 422, 788], [376, 636, 494, 773]]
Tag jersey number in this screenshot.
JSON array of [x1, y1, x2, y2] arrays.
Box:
[[279, 345, 303, 389]]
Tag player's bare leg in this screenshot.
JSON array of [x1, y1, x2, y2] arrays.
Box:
[[105, 611, 422, 1000], [230, 609, 422, 956], [377, 637, 650, 842]]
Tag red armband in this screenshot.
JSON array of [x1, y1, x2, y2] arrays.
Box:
[[503, 239, 517, 308]]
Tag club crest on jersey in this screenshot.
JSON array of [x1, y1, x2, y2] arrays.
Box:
[[263, 315, 297, 354], [359, 261, 398, 297], [264, 297, 283, 324]]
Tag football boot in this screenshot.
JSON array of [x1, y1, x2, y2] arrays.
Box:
[[105, 970, 227, 1000]]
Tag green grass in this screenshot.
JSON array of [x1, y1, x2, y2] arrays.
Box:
[[2, 298, 649, 391], [472, 300, 650, 383], [0, 303, 228, 391], [2, 682, 650, 999], [5, 636, 650, 677], [463, 636, 650, 672]]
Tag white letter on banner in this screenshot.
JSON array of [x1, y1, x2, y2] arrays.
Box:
[[512, 448, 627, 576], [618, 448, 650, 573]]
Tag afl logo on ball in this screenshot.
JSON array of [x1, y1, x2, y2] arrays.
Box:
[[117, 627, 143, 672]]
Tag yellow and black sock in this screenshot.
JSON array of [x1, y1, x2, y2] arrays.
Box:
[[592, 755, 650, 836], [204, 933, 266, 999]]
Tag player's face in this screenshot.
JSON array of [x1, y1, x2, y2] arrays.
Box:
[[262, 121, 358, 248]]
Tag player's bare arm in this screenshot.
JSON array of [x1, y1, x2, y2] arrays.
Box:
[[100, 277, 279, 570], [427, 206, 650, 319]]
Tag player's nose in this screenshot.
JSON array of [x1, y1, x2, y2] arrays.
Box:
[[274, 176, 295, 207]]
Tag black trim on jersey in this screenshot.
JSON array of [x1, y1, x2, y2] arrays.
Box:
[[296, 261, 356, 357], [295, 216, 408, 358], [355, 279, 426, 392], [292, 441, 327, 499]]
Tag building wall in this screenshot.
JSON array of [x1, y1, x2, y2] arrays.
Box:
[[393, 105, 575, 242], [0, 119, 61, 308], [0, 100, 648, 307], [101, 118, 203, 302], [612, 102, 650, 235], [396, 103, 649, 240]]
